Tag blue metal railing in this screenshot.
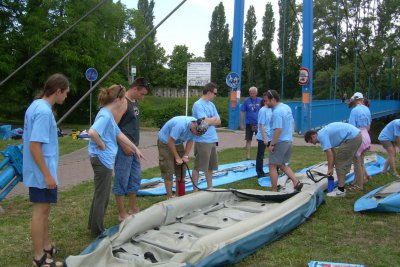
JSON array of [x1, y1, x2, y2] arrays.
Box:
[[286, 100, 400, 133]]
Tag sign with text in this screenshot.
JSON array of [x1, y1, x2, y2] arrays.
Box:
[[187, 62, 211, 86]]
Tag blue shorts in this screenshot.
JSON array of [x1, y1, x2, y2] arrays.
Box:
[[29, 187, 57, 203], [113, 146, 141, 195]]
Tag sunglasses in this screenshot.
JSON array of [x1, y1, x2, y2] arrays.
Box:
[[267, 90, 274, 99]]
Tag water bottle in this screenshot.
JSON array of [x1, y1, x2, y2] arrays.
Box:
[[327, 176, 334, 192]]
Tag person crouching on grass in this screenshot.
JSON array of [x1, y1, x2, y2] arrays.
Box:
[[87, 84, 145, 237]]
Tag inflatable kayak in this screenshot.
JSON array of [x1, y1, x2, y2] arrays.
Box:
[[258, 154, 385, 188], [138, 160, 268, 196], [65, 179, 327, 266], [354, 180, 400, 213]]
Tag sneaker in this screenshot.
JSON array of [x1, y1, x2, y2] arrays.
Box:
[[326, 188, 346, 197]]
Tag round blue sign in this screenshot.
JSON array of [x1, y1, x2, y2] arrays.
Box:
[[226, 72, 240, 89], [85, 68, 98, 82]]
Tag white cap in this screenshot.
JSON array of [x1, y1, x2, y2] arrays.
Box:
[[351, 92, 364, 100]]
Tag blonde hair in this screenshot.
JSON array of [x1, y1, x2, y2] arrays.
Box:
[[98, 84, 125, 107]]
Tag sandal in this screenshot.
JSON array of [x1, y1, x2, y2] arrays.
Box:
[[43, 246, 59, 257], [348, 184, 362, 191], [294, 181, 303, 191], [33, 253, 63, 267]]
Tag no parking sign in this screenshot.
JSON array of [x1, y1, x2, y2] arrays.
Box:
[[85, 68, 98, 82]]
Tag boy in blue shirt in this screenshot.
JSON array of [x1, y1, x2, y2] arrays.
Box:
[[23, 74, 70, 267], [304, 122, 362, 197]]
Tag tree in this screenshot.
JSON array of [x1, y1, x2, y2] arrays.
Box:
[[253, 3, 276, 92], [167, 45, 194, 88], [204, 2, 231, 95], [127, 0, 167, 87], [243, 5, 257, 90], [278, 0, 300, 99]]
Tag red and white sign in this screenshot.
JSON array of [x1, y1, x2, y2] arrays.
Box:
[[298, 67, 310, 85]]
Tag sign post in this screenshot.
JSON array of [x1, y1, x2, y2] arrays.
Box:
[[229, 0, 245, 130], [85, 67, 98, 126], [186, 62, 211, 115]]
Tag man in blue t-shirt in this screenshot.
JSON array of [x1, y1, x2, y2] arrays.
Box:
[[378, 119, 400, 178], [304, 122, 362, 197], [158, 116, 208, 198], [192, 82, 221, 191], [265, 90, 302, 192], [240, 86, 262, 160]]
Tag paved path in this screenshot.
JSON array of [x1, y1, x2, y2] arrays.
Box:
[[7, 129, 386, 198]]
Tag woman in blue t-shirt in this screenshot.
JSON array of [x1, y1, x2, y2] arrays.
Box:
[[87, 84, 144, 237]]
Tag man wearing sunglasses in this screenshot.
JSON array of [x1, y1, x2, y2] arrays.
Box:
[[191, 82, 221, 191], [240, 86, 262, 160], [112, 77, 149, 221]]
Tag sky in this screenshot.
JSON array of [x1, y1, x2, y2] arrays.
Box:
[[118, 0, 283, 57]]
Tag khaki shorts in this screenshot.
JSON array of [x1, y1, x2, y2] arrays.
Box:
[[268, 141, 292, 165], [380, 140, 396, 150], [335, 133, 362, 176], [194, 142, 218, 172], [157, 140, 186, 181]]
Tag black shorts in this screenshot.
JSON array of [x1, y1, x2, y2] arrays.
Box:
[[29, 187, 58, 203], [245, 124, 258, 141]]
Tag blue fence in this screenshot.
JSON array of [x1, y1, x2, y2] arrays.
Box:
[[0, 145, 23, 201], [286, 100, 400, 133]]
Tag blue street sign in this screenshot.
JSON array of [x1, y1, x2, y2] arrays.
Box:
[[226, 72, 240, 89], [85, 68, 98, 82]]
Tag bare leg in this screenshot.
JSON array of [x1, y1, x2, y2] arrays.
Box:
[[387, 146, 398, 175], [206, 170, 213, 189], [32, 203, 50, 260], [192, 170, 200, 192], [128, 193, 139, 214], [246, 140, 252, 159], [115, 195, 128, 220], [269, 164, 278, 192], [279, 164, 299, 186], [165, 180, 174, 198]]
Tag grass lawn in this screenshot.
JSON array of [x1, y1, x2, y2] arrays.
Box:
[[0, 142, 399, 266]]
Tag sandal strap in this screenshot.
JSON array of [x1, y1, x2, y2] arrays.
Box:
[[44, 246, 59, 257], [33, 253, 59, 267]]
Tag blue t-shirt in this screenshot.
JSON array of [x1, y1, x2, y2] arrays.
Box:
[[241, 97, 262, 125], [158, 116, 197, 145], [192, 98, 219, 143], [317, 122, 360, 151], [23, 99, 59, 188], [270, 103, 294, 142], [256, 106, 272, 141], [378, 119, 400, 142], [349, 104, 371, 128], [88, 107, 121, 169]]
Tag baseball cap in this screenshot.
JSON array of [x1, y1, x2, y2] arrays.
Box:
[[131, 77, 150, 89], [195, 119, 209, 134], [350, 92, 364, 101]]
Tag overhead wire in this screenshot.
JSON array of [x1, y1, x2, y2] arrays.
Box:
[[0, 0, 108, 87], [57, 0, 188, 125]]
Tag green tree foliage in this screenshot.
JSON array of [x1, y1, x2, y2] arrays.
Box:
[[242, 5, 257, 90], [253, 3, 277, 93], [167, 45, 194, 88], [278, 0, 300, 99], [127, 0, 167, 87], [204, 2, 231, 96]]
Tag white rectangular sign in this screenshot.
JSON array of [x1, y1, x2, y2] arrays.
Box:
[[187, 62, 211, 86]]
